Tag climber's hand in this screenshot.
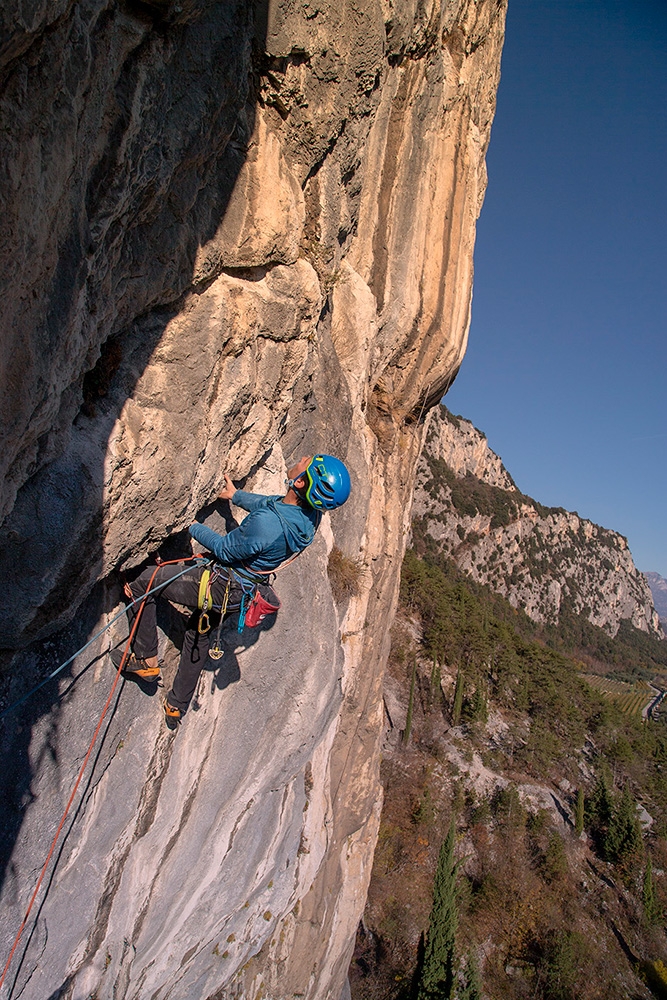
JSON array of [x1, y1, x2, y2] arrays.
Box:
[[218, 474, 236, 502]]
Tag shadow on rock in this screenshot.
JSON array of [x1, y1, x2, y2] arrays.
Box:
[[0, 0, 269, 910]]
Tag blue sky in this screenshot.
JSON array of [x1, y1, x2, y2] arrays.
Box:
[[445, 0, 667, 578]]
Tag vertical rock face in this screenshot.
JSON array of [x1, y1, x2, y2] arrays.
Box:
[[0, 3, 506, 998], [414, 407, 663, 638], [646, 573, 667, 631]]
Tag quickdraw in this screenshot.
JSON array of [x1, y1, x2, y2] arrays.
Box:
[[237, 592, 249, 634], [209, 578, 231, 660], [197, 567, 215, 634]]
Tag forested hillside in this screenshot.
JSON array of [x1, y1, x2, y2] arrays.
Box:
[[350, 472, 667, 999]]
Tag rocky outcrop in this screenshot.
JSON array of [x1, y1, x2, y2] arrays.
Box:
[[414, 407, 663, 638], [646, 572, 667, 630], [0, 2, 506, 999]]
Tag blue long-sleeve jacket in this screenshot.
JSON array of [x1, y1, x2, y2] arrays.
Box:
[[189, 490, 320, 575]]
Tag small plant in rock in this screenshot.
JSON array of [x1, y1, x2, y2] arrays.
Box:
[[327, 545, 362, 603]]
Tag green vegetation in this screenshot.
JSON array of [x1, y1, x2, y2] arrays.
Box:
[[422, 455, 519, 528], [401, 548, 598, 765], [587, 781, 643, 865], [411, 526, 667, 684], [644, 856, 661, 925], [404, 659, 417, 744], [421, 449, 565, 531], [430, 655, 442, 704], [441, 408, 462, 431], [582, 674, 653, 716], [417, 822, 458, 1000], [451, 669, 464, 725], [352, 544, 667, 1000], [575, 788, 585, 837], [401, 546, 667, 825], [544, 607, 667, 682]]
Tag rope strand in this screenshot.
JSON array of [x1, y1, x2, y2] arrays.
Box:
[[0, 556, 209, 723], [0, 555, 209, 992]]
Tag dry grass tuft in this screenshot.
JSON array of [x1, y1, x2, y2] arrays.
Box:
[[327, 546, 363, 604]]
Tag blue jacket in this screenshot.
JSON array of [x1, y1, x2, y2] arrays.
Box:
[[189, 491, 320, 575]]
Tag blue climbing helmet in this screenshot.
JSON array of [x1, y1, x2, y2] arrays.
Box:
[[302, 455, 351, 511]]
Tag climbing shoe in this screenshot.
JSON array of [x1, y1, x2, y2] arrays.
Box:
[[110, 648, 161, 681], [163, 698, 182, 731]]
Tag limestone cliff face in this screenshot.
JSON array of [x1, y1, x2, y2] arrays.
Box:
[[0, 2, 505, 998], [647, 572, 667, 631], [414, 407, 663, 639]]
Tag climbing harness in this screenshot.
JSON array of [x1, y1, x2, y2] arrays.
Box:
[[0, 554, 211, 723], [0, 554, 211, 993]]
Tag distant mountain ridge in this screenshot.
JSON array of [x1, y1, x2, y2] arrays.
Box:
[[414, 406, 663, 639], [646, 572, 667, 627]]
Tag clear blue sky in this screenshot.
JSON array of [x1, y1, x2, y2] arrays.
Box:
[[445, 0, 667, 578]]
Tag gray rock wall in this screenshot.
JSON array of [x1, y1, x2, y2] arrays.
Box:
[[415, 407, 663, 638], [0, 2, 506, 997]]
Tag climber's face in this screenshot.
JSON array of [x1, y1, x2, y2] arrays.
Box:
[[288, 455, 313, 488]]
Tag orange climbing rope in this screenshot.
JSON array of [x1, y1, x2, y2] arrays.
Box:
[[0, 555, 204, 993]]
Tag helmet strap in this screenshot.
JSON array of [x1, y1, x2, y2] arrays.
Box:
[[285, 476, 307, 498]]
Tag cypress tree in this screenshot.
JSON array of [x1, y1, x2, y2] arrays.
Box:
[[418, 821, 458, 1000], [588, 770, 614, 855], [452, 669, 464, 726], [575, 788, 585, 837], [431, 654, 442, 704], [604, 785, 642, 864], [460, 951, 482, 1000], [643, 856, 660, 925], [590, 771, 614, 827], [404, 659, 417, 744]]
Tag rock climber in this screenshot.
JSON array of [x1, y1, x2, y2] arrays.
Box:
[[112, 454, 351, 729]]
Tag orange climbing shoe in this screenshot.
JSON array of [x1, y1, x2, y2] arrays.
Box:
[[163, 698, 182, 731], [110, 648, 161, 681]]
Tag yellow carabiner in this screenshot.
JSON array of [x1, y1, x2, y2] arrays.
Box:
[[198, 611, 211, 635], [197, 569, 212, 611]]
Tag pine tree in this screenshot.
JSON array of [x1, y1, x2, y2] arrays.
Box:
[[452, 669, 464, 726], [574, 787, 585, 837], [418, 821, 458, 1000]]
